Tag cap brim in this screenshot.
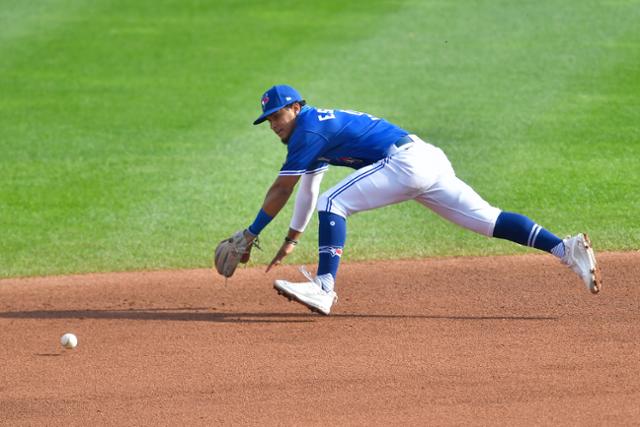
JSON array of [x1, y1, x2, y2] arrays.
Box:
[[253, 106, 282, 125]]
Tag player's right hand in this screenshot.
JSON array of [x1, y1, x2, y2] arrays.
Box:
[[266, 241, 297, 272]]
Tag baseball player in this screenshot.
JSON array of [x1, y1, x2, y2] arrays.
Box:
[[222, 84, 602, 315]]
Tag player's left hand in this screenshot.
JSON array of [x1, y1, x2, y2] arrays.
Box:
[[266, 241, 297, 272], [214, 229, 257, 278]]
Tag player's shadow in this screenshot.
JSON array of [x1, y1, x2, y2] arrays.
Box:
[[0, 308, 557, 323], [0, 309, 312, 324]]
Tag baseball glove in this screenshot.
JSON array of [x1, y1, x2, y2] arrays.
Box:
[[214, 230, 259, 278]]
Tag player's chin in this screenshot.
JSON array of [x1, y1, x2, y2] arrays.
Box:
[[272, 130, 288, 144]]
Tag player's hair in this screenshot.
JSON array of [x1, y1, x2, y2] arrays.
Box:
[[286, 100, 306, 108]]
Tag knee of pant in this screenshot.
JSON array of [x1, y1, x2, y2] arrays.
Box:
[[317, 193, 330, 212], [317, 193, 349, 218], [481, 207, 502, 237]]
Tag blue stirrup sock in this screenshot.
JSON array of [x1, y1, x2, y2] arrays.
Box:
[[317, 211, 346, 281], [493, 211, 564, 257]]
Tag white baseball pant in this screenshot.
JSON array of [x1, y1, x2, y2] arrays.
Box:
[[317, 135, 502, 237]]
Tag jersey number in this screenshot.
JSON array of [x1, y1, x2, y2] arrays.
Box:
[[317, 108, 336, 121], [316, 109, 380, 121]]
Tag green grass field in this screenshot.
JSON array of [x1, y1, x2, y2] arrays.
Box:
[[1, 0, 639, 278]]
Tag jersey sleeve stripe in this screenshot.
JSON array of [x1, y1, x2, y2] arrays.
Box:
[[305, 165, 329, 174], [278, 169, 306, 176]]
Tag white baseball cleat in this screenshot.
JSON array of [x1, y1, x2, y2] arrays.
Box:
[[561, 233, 602, 294], [274, 279, 338, 315]]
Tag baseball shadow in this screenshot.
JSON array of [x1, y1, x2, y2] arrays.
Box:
[[0, 308, 557, 322]]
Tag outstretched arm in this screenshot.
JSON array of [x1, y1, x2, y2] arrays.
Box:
[[215, 174, 300, 277], [244, 174, 300, 242], [260, 175, 300, 217], [267, 170, 325, 272]]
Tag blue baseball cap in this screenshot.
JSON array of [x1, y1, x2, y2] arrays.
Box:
[[253, 85, 304, 125]]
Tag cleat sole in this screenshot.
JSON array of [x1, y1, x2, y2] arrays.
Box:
[[582, 233, 602, 294], [276, 289, 293, 301], [273, 283, 329, 315]]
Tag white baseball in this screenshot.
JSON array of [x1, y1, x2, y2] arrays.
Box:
[[60, 333, 78, 349]]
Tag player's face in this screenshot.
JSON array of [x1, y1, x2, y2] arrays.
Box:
[[267, 103, 301, 143]]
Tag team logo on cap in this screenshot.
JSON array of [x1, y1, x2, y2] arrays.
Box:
[[261, 95, 269, 110]]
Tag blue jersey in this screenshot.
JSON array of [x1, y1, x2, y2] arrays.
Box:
[[279, 106, 409, 176]]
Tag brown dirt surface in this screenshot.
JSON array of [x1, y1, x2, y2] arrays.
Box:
[[1, 252, 639, 426]]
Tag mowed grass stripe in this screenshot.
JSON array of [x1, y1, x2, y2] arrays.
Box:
[[1, 1, 638, 277]]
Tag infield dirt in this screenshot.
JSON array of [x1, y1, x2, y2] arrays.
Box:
[[1, 252, 639, 426]]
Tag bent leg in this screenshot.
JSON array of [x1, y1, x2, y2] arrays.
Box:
[[315, 158, 417, 289]]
